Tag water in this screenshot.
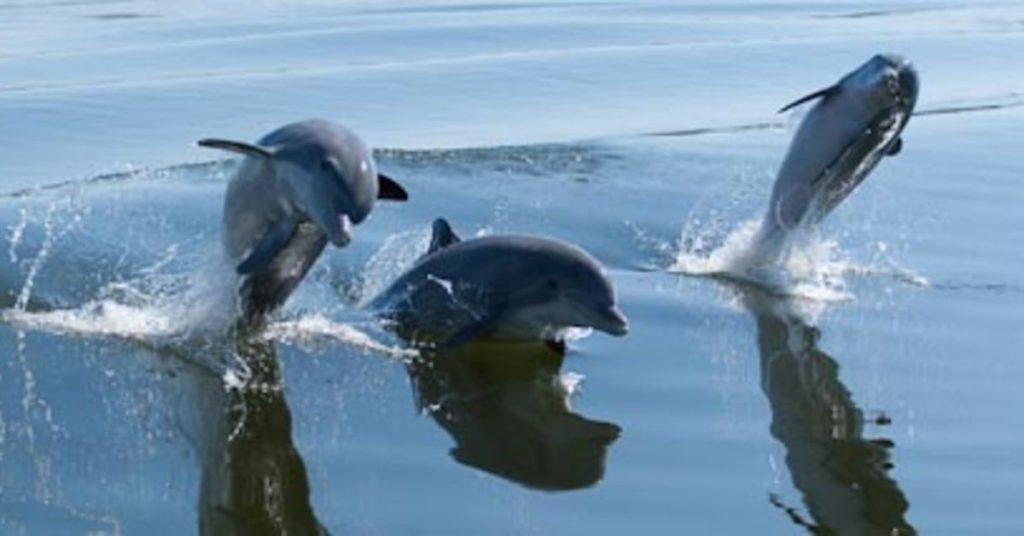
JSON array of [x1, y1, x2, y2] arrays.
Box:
[[2, 1, 1023, 534]]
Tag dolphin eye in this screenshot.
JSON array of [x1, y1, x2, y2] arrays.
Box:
[[546, 279, 559, 291], [320, 160, 334, 173]]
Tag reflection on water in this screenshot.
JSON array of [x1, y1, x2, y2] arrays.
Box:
[[735, 285, 914, 535], [407, 341, 620, 491], [179, 329, 327, 536]]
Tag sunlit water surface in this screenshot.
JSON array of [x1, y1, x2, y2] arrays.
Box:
[[2, 1, 1023, 534]]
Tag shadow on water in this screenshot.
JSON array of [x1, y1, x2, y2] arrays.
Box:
[[407, 341, 620, 491], [178, 329, 328, 536], [730, 283, 915, 536]]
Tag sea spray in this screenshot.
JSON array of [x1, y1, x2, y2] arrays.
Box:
[[357, 227, 431, 307], [265, 313, 416, 359], [672, 215, 855, 305]]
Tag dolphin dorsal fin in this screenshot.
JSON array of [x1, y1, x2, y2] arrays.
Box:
[[196, 138, 274, 159], [778, 84, 840, 114], [378, 173, 409, 201], [428, 218, 460, 255]]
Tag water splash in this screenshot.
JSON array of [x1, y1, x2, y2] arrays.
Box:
[[357, 228, 431, 306], [2, 196, 89, 505], [7, 207, 29, 264], [671, 216, 927, 305], [2, 248, 239, 344], [265, 313, 416, 359], [558, 371, 585, 399], [14, 329, 54, 503], [561, 327, 594, 342], [11, 197, 85, 310], [0, 191, 415, 362]]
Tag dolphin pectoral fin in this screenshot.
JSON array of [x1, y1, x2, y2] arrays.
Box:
[[427, 218, 461, 255], [886, 137, 903, 156], [778, 84, 840, 113], [377, 173, 409, 201], [237, 219, 299, 275], [197, 138, 274, 159]]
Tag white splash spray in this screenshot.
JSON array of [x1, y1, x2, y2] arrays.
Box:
[[670, 215, 856, 303], [265, 313, 416, 359], [357, 228, 431, 306], [2, 246, 239, 343]]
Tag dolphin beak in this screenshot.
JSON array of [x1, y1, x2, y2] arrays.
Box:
[[897, 63, 919, 109], [593, 305, 629, 337], [329, 214, 353, 247]]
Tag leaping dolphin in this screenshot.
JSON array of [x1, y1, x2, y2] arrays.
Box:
[[753, 54, 919, 263], [197, 119, 408, 321], [370, 219, 628, 347]]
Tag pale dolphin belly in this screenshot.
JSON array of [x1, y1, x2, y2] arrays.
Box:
[[238, 222, 327, 320], [221, 158, 323, 320]]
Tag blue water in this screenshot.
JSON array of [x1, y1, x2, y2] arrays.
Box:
[[2, 1, 1024, 534]]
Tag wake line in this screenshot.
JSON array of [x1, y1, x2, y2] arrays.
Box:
[[0, 304, 414, 361], [7, 88, 1017, 202], [0, 160, 230, 200], [265, 314, 417, 360], [2, 143, 605, 202], [642, 94, 1024, 139]]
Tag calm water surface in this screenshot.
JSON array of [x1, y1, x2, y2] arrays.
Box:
[[2, 1, 1023, 534]]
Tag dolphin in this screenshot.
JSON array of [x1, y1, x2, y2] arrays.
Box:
[[370, 218, 628, 347], [753, 54, 919, 262], [197, 119, 408, 320]]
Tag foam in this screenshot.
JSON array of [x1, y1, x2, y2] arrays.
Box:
[[671, 216, 928, 306], [265, 313, 417, 359]]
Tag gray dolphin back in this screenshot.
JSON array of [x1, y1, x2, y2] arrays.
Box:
[[372, 218, 625, 346]]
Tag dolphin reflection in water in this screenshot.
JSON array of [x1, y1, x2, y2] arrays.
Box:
[[173, 331, 328, 535], [407, 341, 621, 491], [733, 285, 914, 535]]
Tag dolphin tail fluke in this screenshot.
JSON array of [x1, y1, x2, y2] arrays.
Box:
[[428, 218, 461, 255]]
